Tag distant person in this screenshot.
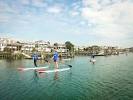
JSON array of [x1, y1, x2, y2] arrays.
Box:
[[52, 48, 59, 69], [92, 54, 96, 64], [90, 54, 95, 64], [90, 54, 95, 58], [32, 53, 38, 67]]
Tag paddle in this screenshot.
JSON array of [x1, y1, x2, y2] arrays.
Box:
[[45, 58, 72, 68], [66, 64, 72, 68]]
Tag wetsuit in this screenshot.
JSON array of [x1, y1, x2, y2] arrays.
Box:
[[32, 54, 38, 67]]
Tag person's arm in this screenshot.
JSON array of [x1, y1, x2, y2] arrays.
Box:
[[52, 53, 55, 59], [52, 55, 54, 59]]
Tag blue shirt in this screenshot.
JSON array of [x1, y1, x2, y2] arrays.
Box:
[[53, 52, 58, 60]]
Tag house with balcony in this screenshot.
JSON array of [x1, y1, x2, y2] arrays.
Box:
[[53, 43, 69, 57], [35, 40, 51, 52], [0, 37, 21, 52], [21, 42, 35, 54]]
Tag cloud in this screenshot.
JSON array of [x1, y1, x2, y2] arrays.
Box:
[[31, 0, 46, 7], [0, 15, 10, 23], [20, 0, 30, 5], [0, 1, 18, 14], [81, 0, 133, 39], [82, 0, 101, 10], [69, 2, 81, 17], [47, 5, 63, 14], [71, 1, 81, 10], [70, 11, 80, 16]]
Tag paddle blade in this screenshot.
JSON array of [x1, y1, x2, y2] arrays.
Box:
[[17, 68, 24, 71], [68, 65, 72, 68]]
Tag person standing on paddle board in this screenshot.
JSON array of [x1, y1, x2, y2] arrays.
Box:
[[53, 48, 59, 69], [32, 53, 38, 67], [91, 54, 95, 64]]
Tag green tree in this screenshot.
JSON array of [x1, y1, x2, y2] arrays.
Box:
[[54, 43, 58, 47], [65, 41, 74, 52], [32, 47, 36, 52]]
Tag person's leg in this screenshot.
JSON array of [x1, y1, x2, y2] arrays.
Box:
[[47, 59, 50, 65], [54, 60, 56, 68], [34, 60, 37, 67], [47, 61, 50, 65], [56, 61, 58, 68], [54, 61, 58, 69], [34, 60, 36, 66]]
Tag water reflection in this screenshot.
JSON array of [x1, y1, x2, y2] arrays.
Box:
[[32, 70, 39, 83], [54, 71, 59, 80]]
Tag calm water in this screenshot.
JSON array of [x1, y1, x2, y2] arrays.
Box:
[[0, 54, 133, 100]]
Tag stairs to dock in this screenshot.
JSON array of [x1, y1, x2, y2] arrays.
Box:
[[21, 52, 31, 59]]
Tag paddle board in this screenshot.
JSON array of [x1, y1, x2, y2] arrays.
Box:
[[38, 68, 71, 73], [18, 66, 49, 71], [90, 59, 96, 62]]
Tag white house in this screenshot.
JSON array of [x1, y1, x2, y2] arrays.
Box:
[[0, 40, 6, 51], [0, 37, 17, 51], [57, 44, 68, 53], [35, 40, 51, 52], [21, 42, 35, 53]]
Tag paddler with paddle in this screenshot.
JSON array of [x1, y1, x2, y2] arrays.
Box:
[[52, 48, 59, 69], [32, 52, 38, 67]]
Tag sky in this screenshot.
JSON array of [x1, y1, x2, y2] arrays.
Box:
[[0, 0, 133, 47]]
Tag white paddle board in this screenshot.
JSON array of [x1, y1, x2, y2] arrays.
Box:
[[38, 68, 71, 73], [90, 59, 96, 62], [18, 66, 49, 71]]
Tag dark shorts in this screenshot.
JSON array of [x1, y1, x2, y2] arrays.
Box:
[[54, 59, 57, 62]]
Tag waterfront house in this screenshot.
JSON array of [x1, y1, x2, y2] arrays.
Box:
[[56, 44, 68, 53], [0, 37, 21, 52], [129, 47, 133, 52], [35, 40, 51, 52], [0, 39, 6, 51], [21, 42, 35, 54], [103, 46, 119, 55], [53, 43, 69, 57]]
